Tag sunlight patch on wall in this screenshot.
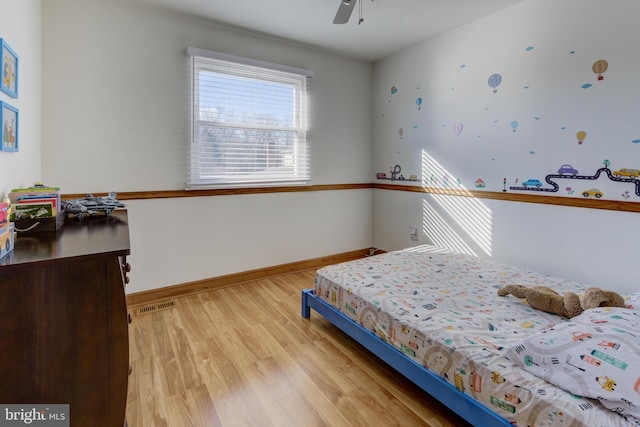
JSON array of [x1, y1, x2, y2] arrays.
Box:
[[421, 150, 493, 256], [422, 200, 478, 256]]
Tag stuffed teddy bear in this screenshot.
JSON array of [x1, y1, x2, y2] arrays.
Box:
[[580, 287, 626, 310], [497, 285, 626, 318], [497, 284, 583, 318]]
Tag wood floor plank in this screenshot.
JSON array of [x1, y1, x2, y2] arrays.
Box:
[[126, 270, 471, 426]]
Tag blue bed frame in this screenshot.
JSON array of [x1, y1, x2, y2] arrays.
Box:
[[301, 288, 512, 427]]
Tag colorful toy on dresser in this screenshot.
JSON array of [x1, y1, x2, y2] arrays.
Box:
[[9, 183, 64, 234], [0, 200, 14, 260]]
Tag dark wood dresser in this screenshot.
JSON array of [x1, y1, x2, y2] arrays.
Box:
[[0, 210, 131, 427]]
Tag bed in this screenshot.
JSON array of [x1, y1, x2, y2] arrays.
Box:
[[301, 245, 640, 426]]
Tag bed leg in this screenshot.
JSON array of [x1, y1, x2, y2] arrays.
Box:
[[301, 289, 311, 319]]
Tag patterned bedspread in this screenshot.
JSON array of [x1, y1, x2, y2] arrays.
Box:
[[313, 245, 634, 426]]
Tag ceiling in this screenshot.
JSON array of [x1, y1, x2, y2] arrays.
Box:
[[127, 0, 526, 62]]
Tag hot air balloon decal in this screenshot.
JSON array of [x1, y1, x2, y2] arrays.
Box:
[[416, 97, 423, 110], [454, 122, 464, 136], [510, 121, 519, 132], [390, 86, 398, 95], [488, 73, 502, 93], [576, 130, 586, 145], [592, 60, 608, 81]]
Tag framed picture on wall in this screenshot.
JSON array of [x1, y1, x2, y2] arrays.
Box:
[[1, 101, 18, 152], [1, 38, 18, 98]]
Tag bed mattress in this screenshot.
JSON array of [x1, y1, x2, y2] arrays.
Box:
[[312, 245, 634, 426]]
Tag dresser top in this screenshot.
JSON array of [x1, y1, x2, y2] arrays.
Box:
[[1, 210, 130, 269]]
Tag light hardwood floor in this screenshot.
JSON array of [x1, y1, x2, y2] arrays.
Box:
[[125, 271, 471, 426]]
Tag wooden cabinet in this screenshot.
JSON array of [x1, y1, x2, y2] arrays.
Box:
[[0, 211, 130, 427]]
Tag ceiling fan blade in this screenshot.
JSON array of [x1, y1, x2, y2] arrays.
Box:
[[333, 0, 357, 24]]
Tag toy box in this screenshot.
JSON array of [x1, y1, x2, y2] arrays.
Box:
[[0, 222, 15, 260], [13, 209, 65, 234]]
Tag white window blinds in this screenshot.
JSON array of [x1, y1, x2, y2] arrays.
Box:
[[187, 47, 312, 189]]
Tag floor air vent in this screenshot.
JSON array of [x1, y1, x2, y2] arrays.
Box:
[[134, 300, 176, 316]]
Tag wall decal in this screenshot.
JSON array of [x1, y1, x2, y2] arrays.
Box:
[[592, 60, 608, 81], [454, 122, 464, 136], [510, 165, 640, 197], [376, 164, 418, 182], [390, 164, 401, 180], [374, 18, 637, 204], [581, 188, 603, 198], [576, 131, 587, 145], [558, 164, 579, 175], [488, 73, 502, 93]]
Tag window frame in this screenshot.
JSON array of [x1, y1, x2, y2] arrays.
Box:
[[187, 47, 313, 190]]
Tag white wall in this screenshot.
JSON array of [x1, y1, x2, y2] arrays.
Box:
[[41, 0, 373, 293], [0, 0, 41, 198], [125, 190, 372, 290], [373, 0, 640, 294]]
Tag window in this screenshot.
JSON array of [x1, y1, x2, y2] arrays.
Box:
[[187, 47, 312, 189]]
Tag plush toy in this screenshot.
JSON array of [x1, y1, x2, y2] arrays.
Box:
[[497, 284, 584, 318], [497, 285, 627, 318], [580, 287, 626, 310]]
